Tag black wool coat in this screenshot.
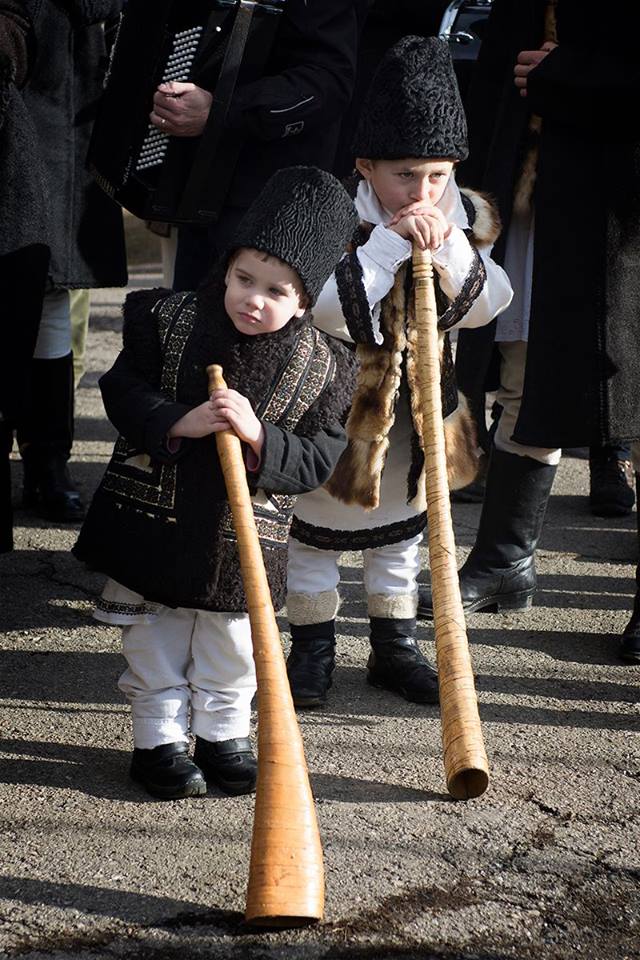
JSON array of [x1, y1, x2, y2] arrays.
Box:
[[0, 6, 49, 422], [196, 0, 369, 209], [455, 0, 640, 448], [20, 0, 127, 289], [73, 284, 357, 612]]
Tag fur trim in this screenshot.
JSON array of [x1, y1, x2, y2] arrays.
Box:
[[287, 589, 340, 625], [325, 255, 479, 512], [367, 592, 418, 619], [324, 267, 407, 509], [443, 395, 481, 490], [460, 188, 501, 246]]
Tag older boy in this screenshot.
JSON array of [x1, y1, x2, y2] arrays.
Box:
[[285, 37, 512, 708]]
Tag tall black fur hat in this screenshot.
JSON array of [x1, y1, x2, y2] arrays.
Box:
[[352, 36, 468, 162], [228, 166, 358, 305]]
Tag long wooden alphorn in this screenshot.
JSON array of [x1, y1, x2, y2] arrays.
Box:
[[207, 364, 324, 927], [412, 247, 490, 800]]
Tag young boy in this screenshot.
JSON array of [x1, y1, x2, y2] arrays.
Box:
[[285, 37, 513, 708], [73, 166, 358, 800]]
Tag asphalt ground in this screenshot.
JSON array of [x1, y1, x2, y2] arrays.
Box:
[[1, 271, 639, 960]]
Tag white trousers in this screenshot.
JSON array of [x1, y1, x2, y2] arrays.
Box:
[[118, 607, 255, 749], [33, 289, 72, 360], [287, 534, 422, 621], [494, 340, 562, 466]]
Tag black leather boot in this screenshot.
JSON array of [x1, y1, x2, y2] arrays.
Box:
[[367, 617, 439, 704], [19, 353, 84, 522], [193, 736, 257, 795], [418, 449, 557, 617], [130, 742, 207, 800], [0, 422, 13, 553], [286, 620, 336, 708], [620, 473, 640, 663]]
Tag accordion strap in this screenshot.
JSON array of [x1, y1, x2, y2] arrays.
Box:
[[177, 0, 276, 222]]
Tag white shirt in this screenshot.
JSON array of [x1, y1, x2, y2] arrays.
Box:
[[312, 176, 513, 343]]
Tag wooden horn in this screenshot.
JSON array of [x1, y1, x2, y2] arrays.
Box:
[[411, 247, 490, 801], [206, 364, 324, 928]]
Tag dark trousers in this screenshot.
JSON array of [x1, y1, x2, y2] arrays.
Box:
[[172, 207, 247, 291]]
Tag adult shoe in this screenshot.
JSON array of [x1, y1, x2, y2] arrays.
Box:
[[19, 353, 84, 522], [418, 449, 556, 617], [620, 473, 640, 663]]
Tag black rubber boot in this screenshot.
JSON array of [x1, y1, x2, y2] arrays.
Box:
[[620, 473, 640, 663], [418, 449, 557, 617], [367, 617, 439, 704], [130, 742, 207, 800], [19, 353, 84, 522], [286, 620, 336, 708], [193, 736, 257, 796]]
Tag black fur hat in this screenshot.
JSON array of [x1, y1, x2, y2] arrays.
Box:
[[228, 166, 358, 305], [352, 36, 468, 162]]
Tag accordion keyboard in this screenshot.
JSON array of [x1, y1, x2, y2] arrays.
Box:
[[136, 26, 204, 172]]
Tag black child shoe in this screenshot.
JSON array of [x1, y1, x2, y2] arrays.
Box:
[[193, 736, 257, 796], [367, 617, 439, 704], [286, 620, 336, 708], [130, 742, 207, 800]]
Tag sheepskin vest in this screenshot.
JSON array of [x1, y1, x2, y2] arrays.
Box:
[[74, 288, 350, 613], [325, 188, 500, 513]]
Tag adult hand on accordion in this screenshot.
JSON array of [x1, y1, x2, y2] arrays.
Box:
[[150, 81, 213, 137]]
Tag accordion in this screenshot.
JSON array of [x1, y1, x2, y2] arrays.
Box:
[[89, 0, 285, 225]]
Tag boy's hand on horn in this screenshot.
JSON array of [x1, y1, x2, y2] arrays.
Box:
[[209, 388, 265, 457], [388, 203, 451, 251], [168, 400, 221, 439]]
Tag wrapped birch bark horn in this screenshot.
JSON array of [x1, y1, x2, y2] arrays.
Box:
[[411, 247, 490, 800], [207, 364, 324, 927]]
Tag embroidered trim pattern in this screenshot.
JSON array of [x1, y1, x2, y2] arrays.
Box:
[[94, 596, 160, 619], [290, 512, 427, 552], [102, 293, 196, 512], [335, 251, 379, 345], [441, 333, 459, 418], [460, 192, 477, 229], [437, 245, 487, 332]]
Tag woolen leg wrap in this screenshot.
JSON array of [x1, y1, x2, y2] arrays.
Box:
[[287, 589, 340, 626], [367, 591, 418, 619]]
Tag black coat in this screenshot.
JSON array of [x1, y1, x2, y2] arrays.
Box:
[[0, 4, 49, 421], [455, 0, 640, 447], [73, 285, 357, 612], [202, 0, 369, 208], [21, 0, 127, 289]]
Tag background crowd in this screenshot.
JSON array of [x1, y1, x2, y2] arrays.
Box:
[[1, 0, 639, 668]]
